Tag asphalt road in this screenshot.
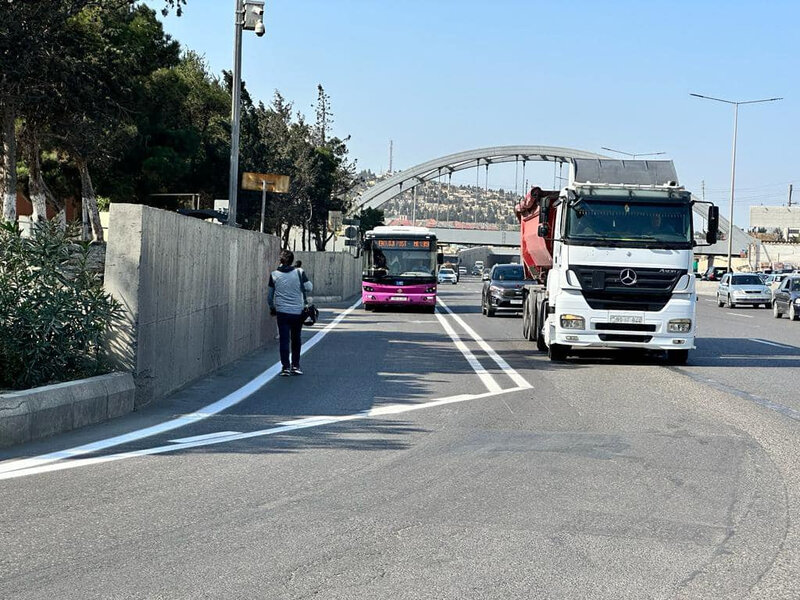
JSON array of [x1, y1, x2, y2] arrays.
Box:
[[2, 278, 800, 599]]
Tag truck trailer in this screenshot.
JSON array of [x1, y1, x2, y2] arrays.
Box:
[[518, 159, 719, 364]]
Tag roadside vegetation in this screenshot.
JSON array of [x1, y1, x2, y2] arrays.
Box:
[[0, 221, 122, 390], [1, 0, 356, 249]]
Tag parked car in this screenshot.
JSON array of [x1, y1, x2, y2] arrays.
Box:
[[437, 267, 458, 285], [703, 266, 730, 281], [481, 264, 526, 316], [716, 273, 772, 308], [772, 276, 800, 320]]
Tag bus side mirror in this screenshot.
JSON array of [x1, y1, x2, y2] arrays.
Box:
[[706, 206, 719, 245], [538, 223, 550, 237], [437, 252, 444, 265]]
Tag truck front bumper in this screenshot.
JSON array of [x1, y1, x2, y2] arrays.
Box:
[[548, 293, 696, 351]]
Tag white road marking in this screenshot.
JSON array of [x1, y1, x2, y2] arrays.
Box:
[[169, 431, 242, 444], [730, 313, 754, 319], [750, 338, 795, 349], [434, 309, 502, 393], [0, 387, 530, 481], [0, 298, 363, 476], [436, 297, 532, 390]]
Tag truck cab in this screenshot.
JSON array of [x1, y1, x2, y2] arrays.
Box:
[[519, 160, 719, 364]]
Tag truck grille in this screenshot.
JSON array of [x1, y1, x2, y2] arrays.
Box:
[[571, 265, 686, 312]]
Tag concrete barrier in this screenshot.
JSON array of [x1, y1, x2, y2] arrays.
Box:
[[104, 204, 280, 408], [0, 372, 135, 448], [293, 251, 361, 303]]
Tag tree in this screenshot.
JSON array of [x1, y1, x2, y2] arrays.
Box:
[[0, 0, 183, 225], [359, 207, 385, 233]]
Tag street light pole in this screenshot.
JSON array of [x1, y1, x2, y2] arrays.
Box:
[[228, 0, 244, 227], [690, 93, 782, 273], [227, 0, 265, 228]]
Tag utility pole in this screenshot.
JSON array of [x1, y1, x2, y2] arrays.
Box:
[[789, 183, 793, 207]]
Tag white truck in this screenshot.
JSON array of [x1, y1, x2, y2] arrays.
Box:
[[518, 159, 719, 364]]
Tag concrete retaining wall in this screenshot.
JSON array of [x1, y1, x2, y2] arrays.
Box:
[[293, 251, 361, 302], [104, 204, 280, 407], [0, 373, 134, 448]]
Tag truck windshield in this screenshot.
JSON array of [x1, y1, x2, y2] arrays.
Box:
[[565, 197, 692, 248]]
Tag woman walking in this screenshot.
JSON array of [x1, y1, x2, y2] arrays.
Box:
[[268, 250, 313, 376]]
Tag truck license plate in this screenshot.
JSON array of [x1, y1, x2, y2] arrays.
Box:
[[609, 314, 643, 324], [509, 299, 523, 305]]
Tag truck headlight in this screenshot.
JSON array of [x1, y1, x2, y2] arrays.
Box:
[[667, 318, 692, 333], [489, 285, 503, 295], [560, 314, 585, 329]]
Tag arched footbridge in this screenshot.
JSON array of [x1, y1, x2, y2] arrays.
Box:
[[351, 145, 752, 255]]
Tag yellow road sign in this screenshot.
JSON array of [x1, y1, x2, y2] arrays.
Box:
[[241, 172, 290, 193]]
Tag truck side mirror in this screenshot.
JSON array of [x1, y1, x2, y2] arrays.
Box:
[[538, 223, 550, 238], [437, 252, 444, 265], [539, 198, 551, 225], [706, 206, 719, 245]]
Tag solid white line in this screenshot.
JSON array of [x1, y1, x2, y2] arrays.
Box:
[[434, 309, 502, 393], [169, 431, 242, 444], [436, 297, 532, 390], [750, 338, 794, 349], [730, 313, 754, 319], [0, 387, 528, 481], [0, 298, 363, 476]]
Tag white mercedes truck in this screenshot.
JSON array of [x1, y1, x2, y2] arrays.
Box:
[[517, 159, 719, 364]]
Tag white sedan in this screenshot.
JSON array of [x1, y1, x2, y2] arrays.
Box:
[[437, 268, 458, 285]]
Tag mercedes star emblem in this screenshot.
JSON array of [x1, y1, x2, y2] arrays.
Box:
[[620, 268, 637, 286]]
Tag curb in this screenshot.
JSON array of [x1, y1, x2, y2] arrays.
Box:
[[0, 372, 135, 448]]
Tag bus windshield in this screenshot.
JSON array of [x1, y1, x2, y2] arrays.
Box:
[[365, 238, 436, 279], [565, 196, 693, 249]]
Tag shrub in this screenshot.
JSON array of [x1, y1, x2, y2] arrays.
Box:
[[0, 221, 123, 390]]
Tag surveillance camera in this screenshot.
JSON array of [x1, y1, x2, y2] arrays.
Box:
[[254, 20, 265, 36]]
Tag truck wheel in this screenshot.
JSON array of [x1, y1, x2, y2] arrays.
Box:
[[486, 305, 496, 317], [666, 349, 689, 365], [536, 297, 548, 352], [548, 343, 569, 362], [522, 297, 535, 340]]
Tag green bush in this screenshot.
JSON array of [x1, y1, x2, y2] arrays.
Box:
[[0, 221, 123, 390]]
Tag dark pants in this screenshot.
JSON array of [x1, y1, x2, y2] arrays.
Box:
[[276, 312, 304, 369]]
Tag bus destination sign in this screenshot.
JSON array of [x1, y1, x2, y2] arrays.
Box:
[[374, 239, 431, 250]]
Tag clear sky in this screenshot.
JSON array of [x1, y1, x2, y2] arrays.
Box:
[[149, 0, 799, 227]]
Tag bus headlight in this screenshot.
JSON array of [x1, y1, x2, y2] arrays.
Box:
[[426, 287, 436, 293], [667, 318, 692, 333], [363, 285, 374, 292], [560, 314, 585, 329]]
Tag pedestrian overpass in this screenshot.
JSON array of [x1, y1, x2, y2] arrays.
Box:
[[352, 145, 752, 255]]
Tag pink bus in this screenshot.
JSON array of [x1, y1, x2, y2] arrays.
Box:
[[362, 226, 441, 313]]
